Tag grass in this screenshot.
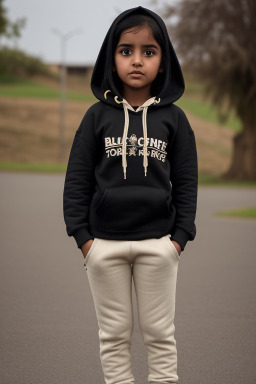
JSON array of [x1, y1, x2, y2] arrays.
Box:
[[175, 97, 242, 132], [0, 78, 96, 102], [0, 75, 39, 84], [0, 77, 242, 131], [1, 162, 256, 187], [199, 174, 256, 187], [215, 207, 256, 219], [183, 81, 205, 94], [0, 161, 67, 173]]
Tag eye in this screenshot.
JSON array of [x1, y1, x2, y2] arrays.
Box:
[[145, 50, 155, 56], [120, 48, 131, 56]]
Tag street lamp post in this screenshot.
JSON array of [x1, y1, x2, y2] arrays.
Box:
[[52, 28, 83, 160]]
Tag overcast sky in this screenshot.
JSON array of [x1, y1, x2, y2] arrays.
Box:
[[3, 0, 170, 66]]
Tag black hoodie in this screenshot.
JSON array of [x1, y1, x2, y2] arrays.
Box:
[[63, 6, 198, 251]]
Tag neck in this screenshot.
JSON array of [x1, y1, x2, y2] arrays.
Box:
[[122, 86, 152, 107]]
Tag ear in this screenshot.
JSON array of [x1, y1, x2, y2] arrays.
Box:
[[112, 65, 116, 72], [159, 66, 164, 73]]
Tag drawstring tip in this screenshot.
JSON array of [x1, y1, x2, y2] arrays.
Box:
[[144, 168, 147, 177], [123, 172, 126, 179]]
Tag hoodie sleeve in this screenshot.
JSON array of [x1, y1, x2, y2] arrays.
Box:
[[170, 107, 198, 251], [63, 107, 97, 249]]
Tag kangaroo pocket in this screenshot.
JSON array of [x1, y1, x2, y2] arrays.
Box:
[[90, 185, 170, 232]]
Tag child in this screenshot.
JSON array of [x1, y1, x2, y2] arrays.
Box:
[[63, 6, 198, 384]]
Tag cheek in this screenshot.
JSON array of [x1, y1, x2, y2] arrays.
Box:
[[153, 58, 163, 75], [114, 55, 123, 71], [149, 61, 161, 77]]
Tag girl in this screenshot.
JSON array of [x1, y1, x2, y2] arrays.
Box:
[[63, 6, 198, 384]]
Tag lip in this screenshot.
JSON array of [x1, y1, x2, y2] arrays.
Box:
[[129, 71, 144, 78]]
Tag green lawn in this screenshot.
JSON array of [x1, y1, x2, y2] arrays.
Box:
[[1, 162, 256, 188], [215, 207, 256, 219], [0, 78, 242, 132], [0, 161, 67, 173], [198, 174, 256, 187], [0, 79, 95, 102], [175, 97, 241, 132]]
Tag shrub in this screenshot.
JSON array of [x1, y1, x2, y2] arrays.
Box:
[[0, 46, 53, 78]]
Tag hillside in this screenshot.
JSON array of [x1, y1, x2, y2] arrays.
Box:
[[0, 75, 236, 177]]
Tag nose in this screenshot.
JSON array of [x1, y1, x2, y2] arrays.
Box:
[[132, 50, 143, 66]]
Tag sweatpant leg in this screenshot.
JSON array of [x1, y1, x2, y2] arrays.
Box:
[[132, 235, 180, 384], [85, 238, 135, 384]]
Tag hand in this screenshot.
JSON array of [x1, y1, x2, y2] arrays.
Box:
[[81, 239, 94, 260], [171, 240, 182, 256]]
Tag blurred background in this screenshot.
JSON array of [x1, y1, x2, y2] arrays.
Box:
[[1, 2, 256, 383], [1, 0, 255, 184]]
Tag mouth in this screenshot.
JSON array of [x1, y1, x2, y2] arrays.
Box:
[[129, 71, 144, 78]]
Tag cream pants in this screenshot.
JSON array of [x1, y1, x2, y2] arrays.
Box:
[[84, 234, 180, 384]]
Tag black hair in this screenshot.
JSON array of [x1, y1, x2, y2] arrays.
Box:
[[103, 13, 167, 97]]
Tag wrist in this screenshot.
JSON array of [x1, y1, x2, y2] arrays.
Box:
[[171, 228, 190, 251], [171, 240, 182, 255]]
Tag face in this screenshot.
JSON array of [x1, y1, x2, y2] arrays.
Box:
[[113, 25, 163, 96]]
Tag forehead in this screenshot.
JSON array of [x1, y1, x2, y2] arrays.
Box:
[[118, 25, 159, 45]]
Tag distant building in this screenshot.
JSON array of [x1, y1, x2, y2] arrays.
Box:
[[47, 63, 94, 77]]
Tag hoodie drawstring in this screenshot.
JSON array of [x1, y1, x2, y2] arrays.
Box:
[[142, 106, 149, 177], [121, 101, 130, 180], [104, 90, 160, 179]]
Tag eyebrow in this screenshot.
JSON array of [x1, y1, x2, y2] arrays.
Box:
[[117, 43, 159, 50]]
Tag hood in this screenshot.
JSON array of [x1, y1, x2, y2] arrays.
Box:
[[90, 6, 185, 180], [90, 6, 185, 108]]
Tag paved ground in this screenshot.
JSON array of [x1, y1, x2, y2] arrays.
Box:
[[0, 172, 255, 384]]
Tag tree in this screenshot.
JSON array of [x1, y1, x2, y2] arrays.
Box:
[[0, 0, 26, 44], [0, 0, 8, 37], [0, 0, 50, 79], [161, 0, 256, 180]]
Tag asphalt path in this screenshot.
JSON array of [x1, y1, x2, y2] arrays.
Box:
[[0, 172, 256, 384]]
